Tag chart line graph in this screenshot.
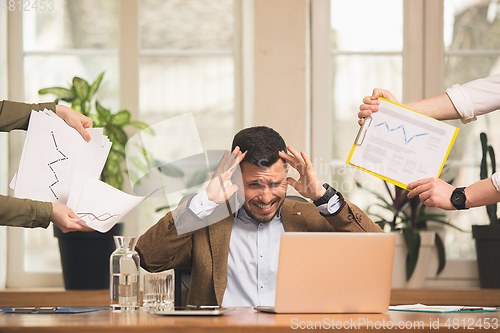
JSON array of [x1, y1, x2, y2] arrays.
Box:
[[48, 131, 68, 199], [77, 212, 119, 222], [374, 122, 429, 145]]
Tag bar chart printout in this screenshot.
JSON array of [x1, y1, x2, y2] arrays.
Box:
[[346, 98, 459, 190]]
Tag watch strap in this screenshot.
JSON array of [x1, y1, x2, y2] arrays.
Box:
[[313, 183, 337, 207]]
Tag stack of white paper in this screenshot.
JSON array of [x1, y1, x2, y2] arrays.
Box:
[[10, 109, 143, 232]]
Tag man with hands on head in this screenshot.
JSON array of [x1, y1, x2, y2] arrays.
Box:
[[358, 73, 500, 211], [136, 126, 381, 307], [0, 100, 94, 233]]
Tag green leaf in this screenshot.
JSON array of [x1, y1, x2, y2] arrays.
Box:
[[110, 110, 131, 127], [88, 72, 105, 100], [71, 100, 82, 114], [106, 172, 123, 190], [186, 169, 208, 188], [156, 160, 185, 178], [403, 228, 420, 281], [95, 100, 111, 122], [130, 121, 154, 135], [72, 76, 90, 101], [435, 234, 446, 275], [89, 114, 101, 127], [38, 87, 75, 101], [106, 124, 128, 147]]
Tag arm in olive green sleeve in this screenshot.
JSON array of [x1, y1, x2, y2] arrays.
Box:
[[0, 100, 56, 132], [0, 194, 53, 229]]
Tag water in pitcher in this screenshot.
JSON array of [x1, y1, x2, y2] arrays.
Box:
[[110, 236, 140, 311], [110, 273, 140, 310]]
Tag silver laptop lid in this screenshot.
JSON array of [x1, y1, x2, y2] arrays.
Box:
[[273, 232, 395, 313]]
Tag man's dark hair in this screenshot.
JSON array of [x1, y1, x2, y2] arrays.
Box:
[[231, 126, 287, 168]]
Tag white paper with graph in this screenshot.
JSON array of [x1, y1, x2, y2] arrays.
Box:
[[66, 173, 145, 233], [12, 110, 112, 204], [8, 109, 138, 232], [346, 98, 459, 190]]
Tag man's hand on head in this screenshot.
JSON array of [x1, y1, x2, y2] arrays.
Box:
[[205, 146, 247, 203], [278, 146, 325, 201]]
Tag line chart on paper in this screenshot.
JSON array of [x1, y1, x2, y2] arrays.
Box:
[[48, 131, 68, 199], [77, 212, 120, 222], [374, 122, 429, 145]]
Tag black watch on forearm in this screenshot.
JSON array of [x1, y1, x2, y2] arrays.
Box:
[[450, 187, 468, 210], [313, 183, 337, 207]]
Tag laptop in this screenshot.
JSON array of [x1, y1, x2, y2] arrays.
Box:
[[254, 232, 396, 313]]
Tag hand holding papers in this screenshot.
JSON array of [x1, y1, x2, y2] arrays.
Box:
[[347, 98, 459, 190], [11, 109, 141, 233], [12, 109, 111, 204]]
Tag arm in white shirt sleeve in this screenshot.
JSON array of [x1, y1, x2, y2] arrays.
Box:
[[316, 194, 342, 215], [188, 190, 219, 219], [492, 171, 500, 192], [446, 73, 500, 124]]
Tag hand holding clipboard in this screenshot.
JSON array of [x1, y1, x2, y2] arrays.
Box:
[[347, 98, 459, 190]]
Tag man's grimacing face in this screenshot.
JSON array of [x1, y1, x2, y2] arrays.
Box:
[[240, 159, 288, 223]]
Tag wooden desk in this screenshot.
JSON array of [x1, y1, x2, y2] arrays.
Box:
[[2, 288, 500, 307], [1, 289, 499, 332], [0, 306, 499, 332]]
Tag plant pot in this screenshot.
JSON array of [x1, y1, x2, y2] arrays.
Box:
[[53, 223, 124, 290], [472, 224, 500, 289], [391, 230, 435, 289]]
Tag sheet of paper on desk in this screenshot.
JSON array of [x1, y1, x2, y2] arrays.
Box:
[[390, 304, 500, 313], [66, 173, 145, 233], [347, 98, 459, 190], [11, 110, 111, 204]]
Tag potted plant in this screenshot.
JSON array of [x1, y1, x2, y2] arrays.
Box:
[[472, 132, 500, 288], [39, 72, 151, 289], [358, 180, 465, 288]]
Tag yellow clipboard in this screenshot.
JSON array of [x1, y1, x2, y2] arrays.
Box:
[[346, 98, 459, 190]]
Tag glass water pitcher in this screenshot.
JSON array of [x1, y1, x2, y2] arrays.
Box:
[[110, 236, 140, 310]]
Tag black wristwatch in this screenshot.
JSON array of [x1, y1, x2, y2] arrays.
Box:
[[451, 187, 468, 210], [313, 183, 337, 206]]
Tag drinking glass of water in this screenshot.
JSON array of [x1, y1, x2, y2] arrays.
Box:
[[143, 269, 175, 311]]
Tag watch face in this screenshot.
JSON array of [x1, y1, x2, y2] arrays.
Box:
[[452, 191, 465, 205]]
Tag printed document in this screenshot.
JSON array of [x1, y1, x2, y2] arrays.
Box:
[[347, 98, 459, 190]]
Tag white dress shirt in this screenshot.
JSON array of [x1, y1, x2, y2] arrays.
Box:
[[188, 190, 341, 306]]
